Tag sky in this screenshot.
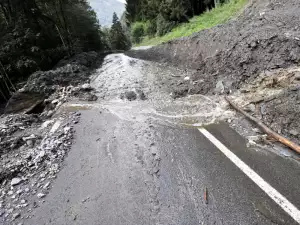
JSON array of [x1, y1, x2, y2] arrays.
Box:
[[88, 0, 126, 26]]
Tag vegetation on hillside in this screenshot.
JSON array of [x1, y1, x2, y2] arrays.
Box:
[[126, 0, 248, 46], [0, 0, 131, 102]]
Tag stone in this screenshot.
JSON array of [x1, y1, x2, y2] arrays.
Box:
[[136, 89, 147, 100], [289, 129, 299, 136], [37, 193, 46, 198], [43, 182, 50, 189], [12, 212, 20, 220], [4, 92, 45, 114], [20, 200, 26, 204], [184, 76, 190, 81], [11, 178, 22, 186], [215, 81, 225, 94], [81, 83, 92, 91], [244, 103, 256, 112], [123, 91, 137, 101], [26, 140, 34, 147], [51, 99, 59, 105], [47, 110, 54, 117]]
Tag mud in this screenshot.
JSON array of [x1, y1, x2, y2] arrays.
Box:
[[128, 0, 300, 95], [127, 0, 300, 144]]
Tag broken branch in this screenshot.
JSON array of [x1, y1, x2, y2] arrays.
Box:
[[225, 96, 300, 154]]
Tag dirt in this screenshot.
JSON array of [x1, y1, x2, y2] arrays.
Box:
[[127, 0, 300, 143]]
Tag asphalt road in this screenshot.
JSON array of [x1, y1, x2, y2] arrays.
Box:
[[24, 53, 300, 224], [25, 109, 300, 225]]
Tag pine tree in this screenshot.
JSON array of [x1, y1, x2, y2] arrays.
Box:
[[110, 13, 131, 50]]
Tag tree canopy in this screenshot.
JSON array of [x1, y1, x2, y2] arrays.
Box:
[[0, 0, 106, 100], [126, 0, 226, 39]]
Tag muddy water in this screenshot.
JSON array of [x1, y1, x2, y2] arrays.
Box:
[[64, 53, 233, 127]]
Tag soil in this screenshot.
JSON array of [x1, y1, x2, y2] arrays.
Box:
[[127, 0, 300, 143]]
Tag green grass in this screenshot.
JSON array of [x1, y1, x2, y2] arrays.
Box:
[[136, 0, 248, 46]]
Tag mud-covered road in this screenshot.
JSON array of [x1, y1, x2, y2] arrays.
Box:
[[24, 54, 300, 225]]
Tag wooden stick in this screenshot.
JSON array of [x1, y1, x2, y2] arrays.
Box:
[[225, 96, 300, 154], [204, 187, 208, 205]]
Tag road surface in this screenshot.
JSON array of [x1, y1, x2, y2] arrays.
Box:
[[26, 54, 300, 225]]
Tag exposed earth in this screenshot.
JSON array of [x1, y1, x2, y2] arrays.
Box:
[[1, 0, 300, 224]]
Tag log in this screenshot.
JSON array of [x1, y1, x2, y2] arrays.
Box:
[[225, 96, 300, 154]]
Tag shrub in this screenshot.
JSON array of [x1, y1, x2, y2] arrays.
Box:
[[131, 22, 145, 43], [145, 20, 157, 37], [156, 14, 177, 36]]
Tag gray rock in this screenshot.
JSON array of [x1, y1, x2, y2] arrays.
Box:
[[215, 81, 225, 94], [37, 193, 46, 198], [122, 91, 137, 101], [11, 178, 22, 186], [81, 83, 92, 91], [136, 89, 147, 100], [12, 212, 20, 220], [289, 129, 299, 136], [244, 103, 256, 112], [4, 92, 45, 114]]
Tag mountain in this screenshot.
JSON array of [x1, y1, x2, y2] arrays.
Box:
[[88, 0, 125, 27]]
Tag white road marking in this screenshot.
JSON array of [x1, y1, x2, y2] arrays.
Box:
[[198, 128, 300, 224]]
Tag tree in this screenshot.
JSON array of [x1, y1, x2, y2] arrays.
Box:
[[109, 13, 131, 50], [0, 0, 107, 102]]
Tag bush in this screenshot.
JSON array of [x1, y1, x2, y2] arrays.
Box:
[[131, 22, 145, 43], [156, 14, 177, 36], [145, 20, 157, 37]]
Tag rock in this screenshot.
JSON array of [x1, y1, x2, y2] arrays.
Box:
[[136, 89, 147, 100], [5, 92, 45, 114], [122, 91, 137, 101], [215, 81, 225, 94], [37, 193, 46, 198], [244, 103, 256, 112], [184, 76, 190, 81], [11, 178, 22, 186], [20, 200, 26, 204], [26, 140, 34, 147], [43, 182, 50, 189], [289, 129, 299, 136], [47, 110, 54, 117], [12, 212, 20, 220], [41, 120, 54, 129], [51, 99, 59, 105], [23, 134, 36, 141], [81, 83, 92, 91]]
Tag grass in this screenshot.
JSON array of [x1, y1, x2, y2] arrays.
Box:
[[136, 0, 248, 46]]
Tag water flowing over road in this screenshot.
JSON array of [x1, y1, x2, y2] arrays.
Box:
[[25, 53, 300, 225]]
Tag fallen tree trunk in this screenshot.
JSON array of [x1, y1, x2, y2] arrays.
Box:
[[225, 96, 300, 154]]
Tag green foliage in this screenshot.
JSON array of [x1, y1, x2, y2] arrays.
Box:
[[131, 22, 145, 43], [0, 0, 107, 101], [136, 0, 248, 46], [110, 13, 131, 50], [145, 20, 157, 37], [156, 14, 177, 36]]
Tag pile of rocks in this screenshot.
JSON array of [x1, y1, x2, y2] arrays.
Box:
[[0, 112, 80, 223]]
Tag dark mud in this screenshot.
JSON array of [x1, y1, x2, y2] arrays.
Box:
[[127, 0, 300, 143], [128, 0, 300, 95]]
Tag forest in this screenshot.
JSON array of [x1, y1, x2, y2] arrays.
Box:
[[0, 0, 129, 102], [126, 0, 229, 42]]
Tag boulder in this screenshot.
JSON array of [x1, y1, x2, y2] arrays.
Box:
[[5, 92, 45, 114]]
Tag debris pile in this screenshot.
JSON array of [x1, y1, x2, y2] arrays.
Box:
[[0, 111, 81, 223]]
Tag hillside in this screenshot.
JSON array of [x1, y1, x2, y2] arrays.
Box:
[[89, 0, 125, 26]]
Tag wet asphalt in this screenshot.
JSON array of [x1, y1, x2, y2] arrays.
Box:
[[25, 54, 300, 225]]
